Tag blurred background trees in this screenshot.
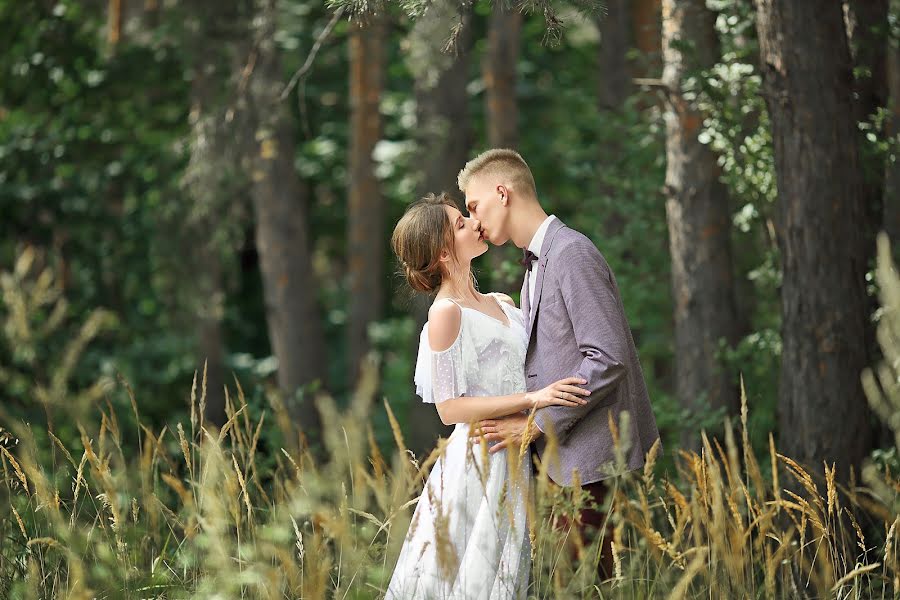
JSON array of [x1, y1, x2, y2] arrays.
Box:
[[0, 0, 896, 479]]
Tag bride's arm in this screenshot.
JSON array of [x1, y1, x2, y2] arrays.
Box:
[[428, 301, 588, 426], [436, 392, 532, 426], [436, 380, 590, 425]]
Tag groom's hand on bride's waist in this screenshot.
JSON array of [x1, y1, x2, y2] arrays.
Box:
[[469, 413, 543, 454]]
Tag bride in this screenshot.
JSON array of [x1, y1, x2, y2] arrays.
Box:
[[385, 193, 590, 599]]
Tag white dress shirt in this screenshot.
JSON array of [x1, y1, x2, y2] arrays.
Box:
[[526, 215, 557, 319]]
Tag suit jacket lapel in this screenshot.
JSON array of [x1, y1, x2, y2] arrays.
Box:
[[527, 218, 566, 337]]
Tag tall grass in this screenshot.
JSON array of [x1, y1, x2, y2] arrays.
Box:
[[1, 234, 899, 599]]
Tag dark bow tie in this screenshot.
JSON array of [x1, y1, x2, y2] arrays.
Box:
[[521, 249, 538, 271]]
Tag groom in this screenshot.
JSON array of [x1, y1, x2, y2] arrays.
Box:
[[460, 149, 661, 577]]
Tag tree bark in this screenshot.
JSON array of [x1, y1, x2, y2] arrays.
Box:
[[347, 18, 386, 386], [484, 2, 521, 149], [756, 0, 873, 480], [845, 2, 889, 246], [196, 277, 227, 426], [632, 0, 663, 79], [107, 0, 122, 46], [845, 0, 889, 131], [407, 1, 474, 201], [404, 0, 474, 456], [246, 0, 325, 434], [598, 0, 632, 111], [181, 0, 247, 426], [482, 1, 522, 294], [887, 19, 900, 247], [850, 0, 894, 451], [596, 0, 633, 239], [662, 0, 740, 447], [845, 0, 889, 359], [107, 0, 162, 43]]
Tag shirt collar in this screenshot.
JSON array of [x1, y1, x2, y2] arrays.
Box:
[[527, 215, 557, 259]]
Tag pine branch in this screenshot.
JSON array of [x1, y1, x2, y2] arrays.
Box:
[[325, 0, 606, 45]]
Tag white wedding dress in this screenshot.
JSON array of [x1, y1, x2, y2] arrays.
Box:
[[385, 293, 532, 600]]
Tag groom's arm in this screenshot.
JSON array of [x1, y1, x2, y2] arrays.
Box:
[[533, 240, 629, 443]]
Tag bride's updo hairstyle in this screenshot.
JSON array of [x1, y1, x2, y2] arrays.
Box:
[[391, 193, 460, 294]]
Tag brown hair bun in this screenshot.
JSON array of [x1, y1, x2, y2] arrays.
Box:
[[391, 193, 459, 295]]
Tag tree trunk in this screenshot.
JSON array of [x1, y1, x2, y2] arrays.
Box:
[[845, 0, 889, 130], [887, 18, 900, 247], [181, 0, 246, 427], [484, 2, 520, 149], [596, 0, 633, 239], [407, 1, 474, 201], [247, 0, 325, 434], [845, 0, 889, 358], [845, 1, 889, 245], [662, 0, 740, 447], [347, 18, 386, 386], [482, 1, 522, 294], [632, 0, 663, 79], [756, 0, 873, 481], [849, 0, 893, 451], [105, 0, 161, 43], [598, 0, 632, 111], [404, 0, 474, 456], [196, 276, 227, 426], [107, 0, 122, 46]]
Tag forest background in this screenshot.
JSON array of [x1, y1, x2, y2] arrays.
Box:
[[2, 0, 900, 596]]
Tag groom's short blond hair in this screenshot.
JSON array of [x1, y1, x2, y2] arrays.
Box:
[[457, 149, 537, 198]]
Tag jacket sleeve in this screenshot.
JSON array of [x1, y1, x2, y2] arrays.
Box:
[[533, 240, 628, 443]]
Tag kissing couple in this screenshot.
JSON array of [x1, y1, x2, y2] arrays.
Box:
[[385, 148, 661, 599]]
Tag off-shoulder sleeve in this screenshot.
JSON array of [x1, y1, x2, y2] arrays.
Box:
[[413, 323, 468, 404]]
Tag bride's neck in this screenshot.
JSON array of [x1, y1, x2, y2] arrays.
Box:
[[439, 266, 479, 303]]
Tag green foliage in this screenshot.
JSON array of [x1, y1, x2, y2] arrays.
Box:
[[0, 0, 198, 420]]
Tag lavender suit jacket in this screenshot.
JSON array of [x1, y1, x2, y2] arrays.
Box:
[[523, 219, 661, 486]]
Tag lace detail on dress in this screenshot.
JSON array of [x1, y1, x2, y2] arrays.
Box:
[[413, 294, 527, 405], [493, 295, 528, 395]]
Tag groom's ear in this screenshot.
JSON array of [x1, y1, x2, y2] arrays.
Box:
[[496, 184, 509, 207]]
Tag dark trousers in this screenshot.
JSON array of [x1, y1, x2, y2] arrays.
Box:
[[548, 477, 615, 581]]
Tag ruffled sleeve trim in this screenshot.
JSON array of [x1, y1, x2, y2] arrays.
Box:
[[413, 318, 469, 404]]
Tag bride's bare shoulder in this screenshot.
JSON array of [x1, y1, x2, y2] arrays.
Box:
[[491, 292, 516, 308], [427, 298, 462, 352]]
